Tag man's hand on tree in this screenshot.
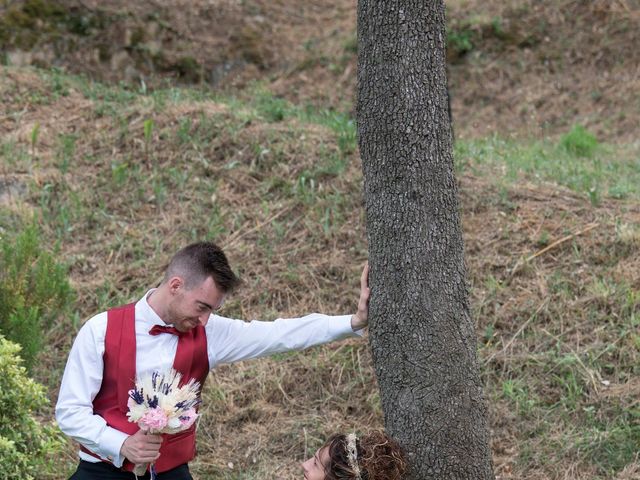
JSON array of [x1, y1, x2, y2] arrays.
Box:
[[120, 430, 162, 464], [351, 262, 370, 331]]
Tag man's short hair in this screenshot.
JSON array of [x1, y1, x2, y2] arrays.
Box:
[[164, 242, 241, 293]]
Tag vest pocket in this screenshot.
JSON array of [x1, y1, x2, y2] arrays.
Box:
[[156, 425, 197, 472], [165, 424, 196, 444]]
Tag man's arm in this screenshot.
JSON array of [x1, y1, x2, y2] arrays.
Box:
[[208, 312, 355, 365], [208, 262, 371, 366], [55, 315, 160, 466]]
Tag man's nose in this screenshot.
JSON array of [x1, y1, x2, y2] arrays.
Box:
[[198, 313, 209, 326]]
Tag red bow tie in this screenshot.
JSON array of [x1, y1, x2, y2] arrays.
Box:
[[149, 324, 185, 337]]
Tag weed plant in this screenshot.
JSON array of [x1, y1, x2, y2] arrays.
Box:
[[559, 124, 599, 158], [0, 224, 73, 371]]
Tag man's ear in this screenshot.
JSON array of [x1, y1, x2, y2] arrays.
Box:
[[168, 276, 184, 293]]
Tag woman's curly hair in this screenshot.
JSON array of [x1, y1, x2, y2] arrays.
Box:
[[323, 430, 407, 480]]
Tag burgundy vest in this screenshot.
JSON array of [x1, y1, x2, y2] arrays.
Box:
[[81, 303, 209, 473]]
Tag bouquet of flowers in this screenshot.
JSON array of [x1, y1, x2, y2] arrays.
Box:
[[127, 368, 201, 479]]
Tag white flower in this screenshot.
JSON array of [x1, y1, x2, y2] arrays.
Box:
[[167, 416, 182, 429], [126, 403, 146, 422]]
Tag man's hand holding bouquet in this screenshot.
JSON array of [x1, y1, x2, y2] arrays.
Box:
[[126, 369, 200, 479]]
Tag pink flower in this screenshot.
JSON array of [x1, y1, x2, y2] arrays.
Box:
[[139, 407, 168, 431], [179, 408, 198, 429]]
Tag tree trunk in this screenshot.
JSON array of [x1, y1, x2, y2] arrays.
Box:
[[357, 1, 494, 479]]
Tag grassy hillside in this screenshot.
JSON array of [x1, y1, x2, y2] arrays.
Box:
[[2, 0, 639, 141], [1, 0, 639, 478], [1, 66, 639, 479]]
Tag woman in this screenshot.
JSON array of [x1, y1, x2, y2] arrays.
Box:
[[302, 430, 407, 480]]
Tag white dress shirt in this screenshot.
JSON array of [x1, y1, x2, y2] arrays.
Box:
[[55, 290, 359, 467]]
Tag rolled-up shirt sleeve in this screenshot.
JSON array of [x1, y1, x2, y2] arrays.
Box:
[[55, 314, 128, 466], [208, 313, 360, 366]]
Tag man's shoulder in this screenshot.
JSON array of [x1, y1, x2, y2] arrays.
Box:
[[81, 310, 109, 331], [204, 314, 249, 335], [206, 314, 235, 329], [85, 301, 137, 328]]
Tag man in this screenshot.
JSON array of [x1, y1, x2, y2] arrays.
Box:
[[56, 241, 370, 480]]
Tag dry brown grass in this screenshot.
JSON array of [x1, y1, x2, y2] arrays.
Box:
[[445, 0, 640, 143]]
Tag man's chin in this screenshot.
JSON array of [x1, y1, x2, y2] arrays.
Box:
[[178, 322, 199, 332]]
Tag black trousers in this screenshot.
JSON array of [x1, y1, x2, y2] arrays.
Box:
[[69, 460, 193, 480]]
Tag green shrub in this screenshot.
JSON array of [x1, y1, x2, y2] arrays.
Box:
[[559, 124, 599, 158], [0, 224, 73, 370], [0, 336, 64, 479]]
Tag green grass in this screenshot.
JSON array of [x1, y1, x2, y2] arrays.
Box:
[[1, 140, 31, 169], [234, 86, 357, 157], [455, 131, 640, 203], [559, 124, 599, 158]]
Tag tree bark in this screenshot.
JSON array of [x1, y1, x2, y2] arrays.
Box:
[[357, 1, 493, 479]]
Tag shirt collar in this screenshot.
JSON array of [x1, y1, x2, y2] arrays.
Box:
[[136, 288, 169, 327]]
